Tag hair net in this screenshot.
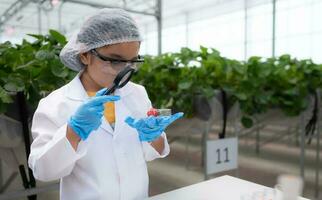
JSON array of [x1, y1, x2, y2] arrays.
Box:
[[60, 8, 142, 71]]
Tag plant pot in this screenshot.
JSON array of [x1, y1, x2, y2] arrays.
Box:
[[193, 94, 212, 121], [0, 114, 23, 148], [208, 90, 240, 123], [0, 94, 35, 148]]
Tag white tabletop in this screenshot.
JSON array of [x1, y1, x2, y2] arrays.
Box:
[[147, 175, 309, 200]]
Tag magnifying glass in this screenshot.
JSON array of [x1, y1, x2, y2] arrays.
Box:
[[103, 66, 136, 95]]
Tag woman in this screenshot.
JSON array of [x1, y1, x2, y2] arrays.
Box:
[[28, 8, 183, 200]]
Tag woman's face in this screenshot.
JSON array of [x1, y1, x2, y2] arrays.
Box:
[[80, 41, 140, 88]]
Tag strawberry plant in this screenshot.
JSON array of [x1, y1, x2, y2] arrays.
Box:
[[0, 30, 76, 113]]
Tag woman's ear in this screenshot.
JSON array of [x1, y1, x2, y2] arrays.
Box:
[[80, 52, 91, 65]]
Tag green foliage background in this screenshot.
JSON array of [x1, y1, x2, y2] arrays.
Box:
[[0, 30, 76, 113], [132, 47, 322, 127], [0, 31, 321, 128]]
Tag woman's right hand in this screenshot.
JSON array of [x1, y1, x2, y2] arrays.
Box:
[[68, 88, 120, 140]]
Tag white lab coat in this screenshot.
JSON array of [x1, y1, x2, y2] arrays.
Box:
[[28, 72, 170, 200]]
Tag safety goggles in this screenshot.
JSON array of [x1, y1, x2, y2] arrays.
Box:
[[90, 49, 144, 71]]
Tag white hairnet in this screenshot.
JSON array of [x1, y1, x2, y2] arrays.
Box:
[[60, 8, 142, 71]]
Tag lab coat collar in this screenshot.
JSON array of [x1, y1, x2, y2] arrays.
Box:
[[64, 72, 88, 101], [64, 71, 133, 101]]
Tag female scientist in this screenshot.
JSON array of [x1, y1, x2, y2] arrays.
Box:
[[28, 8, 183, 200]]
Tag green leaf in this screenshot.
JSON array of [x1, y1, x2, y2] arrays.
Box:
[[0, 86, 13, 103], [178, 81, 192, 90], [248, 56, 261, 64], [235, 92, 247, 100], [51, 65, 69, 78], [4, 81, 25, 92], [241, 116, 253, 128], [49, 29, 67, 45], [200, 46, 208, 58], [35, 50, 55, 60], [165, 97, 174, 108], [279, 54, 291, 63], [27, 34, 45, 40], [16, 60, 37, 70]]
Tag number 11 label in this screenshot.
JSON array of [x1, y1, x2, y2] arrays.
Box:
[[206, 137, 238, 175]]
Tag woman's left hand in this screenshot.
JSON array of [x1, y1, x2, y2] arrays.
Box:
[[125, 112, 184, 142]]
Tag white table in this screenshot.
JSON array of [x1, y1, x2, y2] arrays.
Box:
[[147, 175, 310, 200]]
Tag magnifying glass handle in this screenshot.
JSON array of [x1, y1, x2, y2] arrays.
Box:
[[104, 84, 117, 95]]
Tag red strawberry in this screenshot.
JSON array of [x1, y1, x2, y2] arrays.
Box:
[[147, 108, 159, 116]]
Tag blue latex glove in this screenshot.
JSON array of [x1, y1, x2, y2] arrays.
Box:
[[68, 88, 120, 140], [125, 112, 184, 142]]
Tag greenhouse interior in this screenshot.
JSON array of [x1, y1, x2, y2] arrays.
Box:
[[0, 0, 321, 200]]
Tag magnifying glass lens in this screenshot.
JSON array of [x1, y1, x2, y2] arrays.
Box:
[[104, 66, 135, 95], [118, 71, 132, 87]]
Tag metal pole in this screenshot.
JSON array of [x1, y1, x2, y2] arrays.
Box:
[[46, 11, 50, 31], [17, 92, 37, 200], [0, 172, 18, 194], [203, 121, 209, 180], [58, 0, 65, 32], [65, 0, 156, 16], [244, 0, 248, 60], [300, 112, 305, 179], [256, 126, 260, 154], [0, 0, 31, 30], [272, 0, 276, 57], [144, 24, 148, 55], [185, 12, 189, 47], [234, 103, 240, 178], [37, 2, 42, 34], [156, 0, 162, 55], [0, 159, 2, 190], [255, 117, 260, 155], [314, 90, 321, 199]]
